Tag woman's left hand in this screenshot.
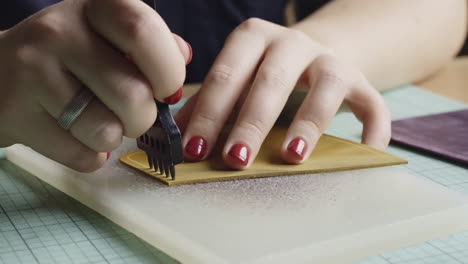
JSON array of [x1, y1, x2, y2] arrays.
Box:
[[175, 18, 391, 170]]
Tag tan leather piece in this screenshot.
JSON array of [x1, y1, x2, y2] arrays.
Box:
[[120, 127, 407, 186]]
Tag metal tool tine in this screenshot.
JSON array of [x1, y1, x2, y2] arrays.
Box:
[[160, 142, 167, 176], [152, 155, 158, 173], [164, 162, 170, 178], [136, 100, 183, 178], [147, 153, 153, 169], [158, 156, 165, 175], [163, 142, 171, 178], [169, 165, 175, 180], [161, 160, 167, 176]]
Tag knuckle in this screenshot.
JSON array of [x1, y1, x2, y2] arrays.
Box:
[[317, 65, 346, 85], [12, 45, 47, 84], [94, 121, 123, 151], [237, 17, 264, 32], [237, 119, 268, 140], [13, 44, 39, 75], [32, 13, 65, 41], [257, 66, 289, 90], [206, 64, 237, 84], [297, 116, 324, 136], [313, 64, 350, 94], [287, 29, 310, 43], [113, 3, 150, 40], [120, 14, 148, 40], [190, 110, 222, 135], [195, 111, 218, 125], [313, 56, 361, 88], [68, 149, 103, 173], [119, 78, 152, 109], [14, 44, 36, 65]]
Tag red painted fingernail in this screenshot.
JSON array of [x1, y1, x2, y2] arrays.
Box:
[[228, 144, 250, 166], [106, 152, 111, 160], [287, 137, 307, 160], [185, 41, 192, 65], [185, 136, 207, 160], [163, 87, 183, 105]]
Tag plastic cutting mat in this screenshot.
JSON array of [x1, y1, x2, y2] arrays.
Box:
[[1, 85, 467, 264]]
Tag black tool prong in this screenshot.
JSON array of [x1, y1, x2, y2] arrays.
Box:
[[161, 163, 166, 176], [158, 157, 164, 175], [152, 155, 158, 173], [147, 153, 153, 169], [155, 154, 160, 174], [169, 165, 175, 180], [162, 160, 168, 176], [164, 162, 170, 178], [165, 159, 170, 177], [137, 100, 183, 180], [162, 142, 169, 178], [160, 141, 168, 176]]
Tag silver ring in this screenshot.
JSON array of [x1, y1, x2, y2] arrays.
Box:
[[57, 89, 95, 130]]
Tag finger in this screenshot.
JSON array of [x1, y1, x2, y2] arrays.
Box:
[[223, 33, 317, 169], [181, 22, 269, 161], [70, 99, 124, 153], [36, 66, 124, 152], [85, 0, 186, 101], [19, 112, 106, 173], [173, 34, 192, 65], [281, 55, 349, 164], [60, 24, 156, 138], [347, 80, 391, 150], [173, 92, 199, 135], [126, 33, 191, 65]]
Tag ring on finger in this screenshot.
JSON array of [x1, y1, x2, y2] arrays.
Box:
[[57, 89, 95, 130]]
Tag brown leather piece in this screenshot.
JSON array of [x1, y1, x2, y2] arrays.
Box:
[[120, 127, 407, 186]]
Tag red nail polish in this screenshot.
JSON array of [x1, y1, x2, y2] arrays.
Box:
[[185, 41, 192, 65], [106, 152, 111, 160], [163, 88, 183, 105], [287, 137, 307, 160], [185, 136, 207, 160], [228, 144, 250, 166]]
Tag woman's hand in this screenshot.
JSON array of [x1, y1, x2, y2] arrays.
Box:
[[176, 18, 391, 169], [0, 0, 191, 172]]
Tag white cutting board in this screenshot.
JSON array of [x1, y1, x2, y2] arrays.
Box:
[[6, 138, 468, 264]]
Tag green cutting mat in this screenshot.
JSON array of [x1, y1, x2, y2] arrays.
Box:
[[1, 85, 467, 264]]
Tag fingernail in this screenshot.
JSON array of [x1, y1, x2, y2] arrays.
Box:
[[185, 41, 192, 65], [185, 136, 207, 160], [106, 152, 111, 160], [163, 87, 183, 105], [287, 137, 307, 160], [228, 144, 250, 166]]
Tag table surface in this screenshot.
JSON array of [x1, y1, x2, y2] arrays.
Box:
[[1, 59, 468, 264]]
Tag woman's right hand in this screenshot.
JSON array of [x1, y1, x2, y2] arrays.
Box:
[[0, 0, 191, 172]]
